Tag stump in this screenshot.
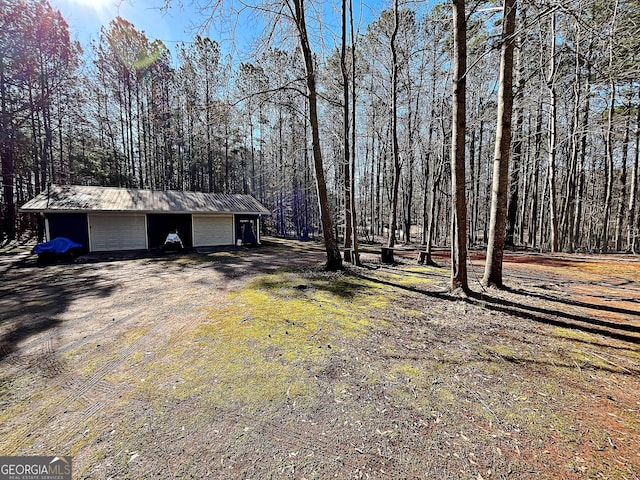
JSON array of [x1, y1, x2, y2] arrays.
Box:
[[381, 247, 395, 264]]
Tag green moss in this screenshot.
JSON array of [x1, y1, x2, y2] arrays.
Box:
[[389, 364, 421, 381], [567, 350, 611, 370], [396, 273, 434, 287], [0, 381, 72, 452], [128, 350, 144, 366], [0, 374, 32, 424], [401, 265, 445, 275], [139, 269, 390, 410], [436, 387, 457, 404], [552, 326, 597, 344], [68, 428, 102, 458], [485, 344, 523, 362], [80, 351, 122, 376]]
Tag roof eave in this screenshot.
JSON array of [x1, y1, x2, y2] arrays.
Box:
[[21, 208, 270, 215]]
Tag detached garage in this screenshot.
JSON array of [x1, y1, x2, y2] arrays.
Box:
[[21, 185, 270, 252]]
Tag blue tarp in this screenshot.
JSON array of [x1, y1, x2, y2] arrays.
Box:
[[33, 237, 83, 255]]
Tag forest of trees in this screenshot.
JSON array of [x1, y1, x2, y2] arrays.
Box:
[[2, 0, 640, 261]]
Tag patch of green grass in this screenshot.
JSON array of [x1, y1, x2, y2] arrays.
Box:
[[381, 271, 434, 288]]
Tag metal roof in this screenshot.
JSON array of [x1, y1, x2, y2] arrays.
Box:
[[20, 185, 270, 215]]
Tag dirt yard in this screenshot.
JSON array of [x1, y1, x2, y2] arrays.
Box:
[[1, 238, 639, 479]]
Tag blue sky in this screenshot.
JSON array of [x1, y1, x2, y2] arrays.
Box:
[[49, 0, 226, 56], [48, 0, 387, 61]]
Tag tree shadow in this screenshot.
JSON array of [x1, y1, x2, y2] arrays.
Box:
[[352, 271, 640, 346], [502, 285, 640, 318], [379, 350, 636, 376], [253, 273, 368, 300], [186, 243, 329, 281], [0, 255, 117, 363], [470, 292, 640, 345], [497, 321, 640, 355]]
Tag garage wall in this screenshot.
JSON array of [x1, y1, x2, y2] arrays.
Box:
[[192, 214, 234, 247], [89, 214, 147, 251]]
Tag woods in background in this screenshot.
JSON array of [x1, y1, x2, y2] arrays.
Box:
[[2, 0, 639, 256]]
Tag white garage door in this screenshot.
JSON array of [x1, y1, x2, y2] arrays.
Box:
[[193, 215, 233, 247], [89, 214, 147, 251]]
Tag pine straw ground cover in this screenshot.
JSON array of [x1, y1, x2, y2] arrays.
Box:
[[0, 238, 639, 479]]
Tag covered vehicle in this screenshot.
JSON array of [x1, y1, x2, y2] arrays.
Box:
[[33, 237, 83, 263]]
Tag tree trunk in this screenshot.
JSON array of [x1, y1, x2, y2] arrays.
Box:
[[349, 0, 361, 265], [205, 66, 213, 192], [385, 0, 401, 263], [1, 144, 15, 241], [483, 0, 516, 288], [614, 99, 630, 251], [602, 79, 616, 252], [475, 117, 484, 245], [290, 0, 342, 270], [341, 0, 353, 262], [0, 49, 15, 241], [375, 131, 382, 239], [424, 159, 443, 266], [528, 101, 543, 247], [572, 53, 591, 251], [546, 11, 559, 253], [450, 0, 469, 294], [135, 82, 145, 188], [601, 0, 619, 252], [628, 85, 640, 253], [468, 126, 476, 245], [506, 9, 524, 248], [563, 25, 583, 253], [404, 131, 415, 244], [517, 117, 529, 246], [421, 57, 438, 250]]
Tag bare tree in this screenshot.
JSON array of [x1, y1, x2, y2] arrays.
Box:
[[483, 0, 517, 288], [340, 0, 360, 265], [546, 10, 559, 253], [450, 0, 469, 293], [286, 0, 343, 270], [628, 86, 640, 253], [601, 0, 620, 252], [348, 0, 361, 264], [382, 0, 402, 264]]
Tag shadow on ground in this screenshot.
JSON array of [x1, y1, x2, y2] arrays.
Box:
[[353, 267, 640, 348], [0, 255, 116, 362]]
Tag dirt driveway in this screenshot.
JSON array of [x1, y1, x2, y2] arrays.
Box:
[[1, 240, 639, 479], [1, 241, 311, 471]]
